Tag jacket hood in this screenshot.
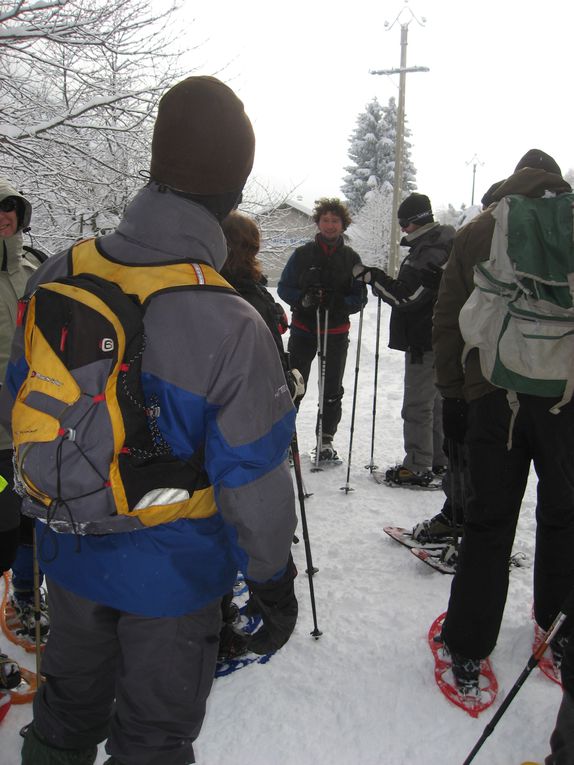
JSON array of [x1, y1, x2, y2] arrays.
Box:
[[0, 177, 32, 232], [100, 182, 228, 271], [492, 167, 571, 201]]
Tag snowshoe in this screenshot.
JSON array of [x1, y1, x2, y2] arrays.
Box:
[[1, 572, 48, 654], [309, 442, 342, 467], [383, 526, 450, 552], [428, 612, 498, 717], [411, 543, 458, 575], [533, 620, 563, 686]]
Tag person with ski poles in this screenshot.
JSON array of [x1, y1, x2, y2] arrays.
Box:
[[408, 181, 506, 547], [353, 192, 455, 488], [277, 197, 367, 464], [432, 149, 574, 697], [1, 76, 299, 765]]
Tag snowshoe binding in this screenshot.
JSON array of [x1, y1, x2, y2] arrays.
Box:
[[374, 465, 442, 490]]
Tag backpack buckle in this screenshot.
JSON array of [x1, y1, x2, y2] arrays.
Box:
[[58, 427, 76, 441]]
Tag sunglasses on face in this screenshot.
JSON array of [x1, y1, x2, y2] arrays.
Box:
[[0, 197, 18, 213], [399, 218, 411, 228]]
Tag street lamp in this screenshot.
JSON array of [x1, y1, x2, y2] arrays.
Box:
[[370, 2, 428, 276], [466, 154, 484, 206]]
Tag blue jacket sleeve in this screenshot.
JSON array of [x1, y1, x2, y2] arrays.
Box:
[[277, 251, 302, 308]]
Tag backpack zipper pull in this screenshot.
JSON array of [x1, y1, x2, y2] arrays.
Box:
[[60, 325, 69, 352]]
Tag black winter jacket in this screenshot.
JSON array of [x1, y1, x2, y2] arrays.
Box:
[[373, 223, 454, 354], [277, 236, 366, 333]]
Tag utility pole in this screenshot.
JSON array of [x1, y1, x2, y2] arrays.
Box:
[[466, 154, 484, 206], [370, 2, 428, 276]]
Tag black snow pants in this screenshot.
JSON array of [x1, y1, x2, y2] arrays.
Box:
[[287, 329, 349, 440], [442, 389, 574, 660]]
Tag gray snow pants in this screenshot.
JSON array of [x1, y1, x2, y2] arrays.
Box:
[[32, 578, 221, 765], [401, 350, 445, 472]]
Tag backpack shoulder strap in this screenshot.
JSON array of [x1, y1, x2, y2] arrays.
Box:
[[22, 245, 49, 266], [70, 238, 236, 303]]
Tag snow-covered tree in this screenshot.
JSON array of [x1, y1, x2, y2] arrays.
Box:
[[347, 184, 394, 269], [0, 0, 183, 253], [341, 96, 417, 213]]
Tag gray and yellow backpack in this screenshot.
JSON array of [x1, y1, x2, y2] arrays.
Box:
[[12, 238, 234, 534]]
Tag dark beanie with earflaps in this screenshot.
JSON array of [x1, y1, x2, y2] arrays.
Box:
[[150, 76, 255, 196]]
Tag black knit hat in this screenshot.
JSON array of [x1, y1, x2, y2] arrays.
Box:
[[514, 149, 562, 177], [397, 193, 434, 226], [480, 180, 505, 209], [150, 76, 255, 195]]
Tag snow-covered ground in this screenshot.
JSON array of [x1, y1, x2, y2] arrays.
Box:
[[1, 294, 559, 765]]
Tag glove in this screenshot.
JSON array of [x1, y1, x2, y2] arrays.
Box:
[[352, 263, 386, 285], [301, 287, 322, 308], [419, 262, 445, 291], [286, 368, 305, 402], [442, 398, 468, 445], [246, 555, 298, 655], [274, 302, 289, 334]]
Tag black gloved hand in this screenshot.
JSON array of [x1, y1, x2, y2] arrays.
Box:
[[442, 398, 468, 445], [246, 555, 298, 655], [419, 262, 445, 291], [352, 263, 386, 286], [301, 287, 322, 308]]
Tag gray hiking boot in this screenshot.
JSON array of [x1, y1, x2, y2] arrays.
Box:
[[385, 465, 434, 487], [450, 651, 481, 696], [0, 652, 21, 689], [550, 633, 569, 670], [412, 511, 462, 544], [11, 591, 50, 637]]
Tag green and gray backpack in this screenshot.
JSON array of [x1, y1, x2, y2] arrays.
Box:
[[459, 192, 574, 413]]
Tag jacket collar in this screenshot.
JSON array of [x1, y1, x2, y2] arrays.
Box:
[[100, 182, 228, 271]]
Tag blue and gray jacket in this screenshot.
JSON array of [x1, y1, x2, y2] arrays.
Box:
[[0, 183, 297, 617]]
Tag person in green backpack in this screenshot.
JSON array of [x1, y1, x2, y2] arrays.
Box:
[[432, 149, 574, 696]]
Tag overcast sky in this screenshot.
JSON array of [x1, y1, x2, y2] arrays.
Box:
[[185, 0, 574, 211]]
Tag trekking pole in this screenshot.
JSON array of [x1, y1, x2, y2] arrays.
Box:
[[461, 590, 574, 765], [312, 307, 329, 472], [290, 430, 322, 638], [341, 303, 364, 493], [32, 527, 42, 684], [365, 296, 382, 472]]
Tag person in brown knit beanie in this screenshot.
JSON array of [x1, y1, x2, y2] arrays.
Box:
[[16, 76, 299, 765], [150, 75, 255, 220]]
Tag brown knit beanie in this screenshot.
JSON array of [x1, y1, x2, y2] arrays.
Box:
[[150, 76, 255, 195]]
